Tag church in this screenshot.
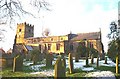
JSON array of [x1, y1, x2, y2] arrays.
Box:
[[14, 22, 104, 58]]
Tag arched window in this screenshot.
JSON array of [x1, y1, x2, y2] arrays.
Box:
[[56, 43, 60, 50], [48, 44, 51, 50]]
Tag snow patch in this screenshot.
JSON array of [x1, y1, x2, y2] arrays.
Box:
[[30, 69, 54, 76], [23, 61, 33, 66], [85, 71, 116, 79], [82, 67, 94, 71], [30, 64, 45, 71]]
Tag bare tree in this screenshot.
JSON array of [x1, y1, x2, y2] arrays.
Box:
[[0, 29, 6, 41], [0, 0, 50, 41], [0, 0, 50, 25]]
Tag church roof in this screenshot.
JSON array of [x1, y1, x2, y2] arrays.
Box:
[[25, 45, 33, 51], [0, 48, 6, 54], [71, 32, 101, 41]]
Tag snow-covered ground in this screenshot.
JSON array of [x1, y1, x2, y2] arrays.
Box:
[[23, 57, 119, 77], [85, 71, 116, 79], [30, 69, 54, 76]]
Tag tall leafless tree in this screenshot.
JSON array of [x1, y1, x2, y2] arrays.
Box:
[[0, 0, 50, 25], [0, 0, 50, 41]]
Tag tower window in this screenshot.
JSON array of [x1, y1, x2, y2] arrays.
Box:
[[29, 29, 31, 32], [19, 29, 22, 32]]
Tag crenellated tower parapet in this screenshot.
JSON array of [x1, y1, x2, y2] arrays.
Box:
[[16, 22, 34, 44]]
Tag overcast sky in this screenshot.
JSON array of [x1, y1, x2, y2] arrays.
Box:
[[0, 0, 119, 52]]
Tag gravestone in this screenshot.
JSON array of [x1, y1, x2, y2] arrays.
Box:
[[86, 52, 89, 66], [54, 56, 66, 79], [75, 53, 79, 62], [91, 54, 94, 64], [97, 56, 99, 67], [13, 55, 23, 72], [104, 56, 107, 64], [116, 55, 119, 74], [68, 53, 74, 74], [46, 53, 53, 67]]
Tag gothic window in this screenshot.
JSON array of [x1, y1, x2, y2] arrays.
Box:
[[56, 43, 60, 50], [90, 42, 94, 48], [48, 44, 51, 50], [45, 44, 47, 50]]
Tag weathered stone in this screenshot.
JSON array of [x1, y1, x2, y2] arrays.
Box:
[[116, 55, 119, 74], [97, 56, 99, 67], [86, 52, 89, 66], [0, 58, 6, 69], [91, 54, 94, 64], [13, 55, 23, 72], [75, 53, 79, 62], [46, 53, 53, 67], [104, 56, 107, 64], [68, 53, 74, 74], [54, 56, 66, 79]]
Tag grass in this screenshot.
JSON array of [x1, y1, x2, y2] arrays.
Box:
[[23, 66, 34, 73], [66, 73, 87, 79], [1, 64, 54, 77], [1, 59, 120, 78], [1, 67, 53, 77], [66, 68, 87, 78], [94, 66, 120, 73], [1, 66, 120, 78], [1, 68, 32, 77], [40, 65, 54, 70], [94, 66, 120, 79]]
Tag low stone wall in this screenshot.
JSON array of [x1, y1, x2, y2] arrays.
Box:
[[0, 57, 13, 69], [6, 58, 14, 67], [0, 58, 7, 69]]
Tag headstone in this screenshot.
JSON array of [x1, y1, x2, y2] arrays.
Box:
[[75, 53, 79, 62], [91, 54, 94, 64], [104, 56, 107, 64], [68, 53, 74, 74], [46, 53, 53, 67], [97, 56, 99, 67], [86, 52, 89, 66], [116, 55, 119, 74], [13, 55, 23, 72], [54, 56, 66, 79]]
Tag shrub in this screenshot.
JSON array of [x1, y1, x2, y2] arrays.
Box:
[[30, 49, 41, 64], [76, 44, 98, 58], [107, 40, 120, 63]]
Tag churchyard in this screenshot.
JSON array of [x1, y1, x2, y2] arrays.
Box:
[[0, 52, 120, 79]]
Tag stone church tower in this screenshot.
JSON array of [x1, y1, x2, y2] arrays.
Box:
[[16, 22, 34, 44]]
